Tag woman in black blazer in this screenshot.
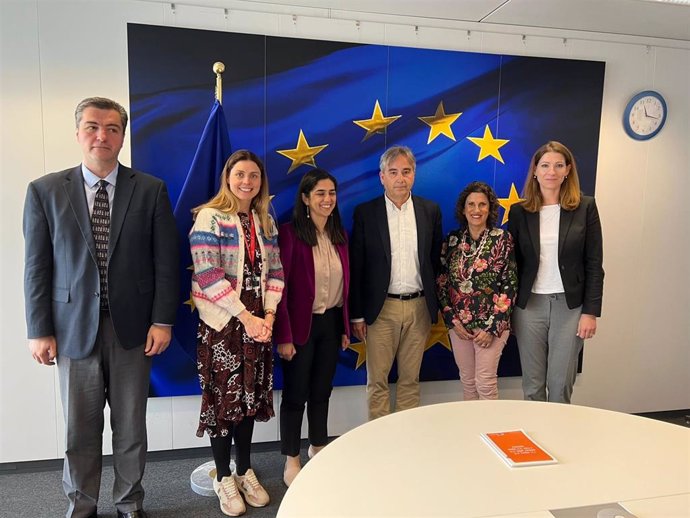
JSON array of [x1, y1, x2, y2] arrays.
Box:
[[507, 141, 603, 403]]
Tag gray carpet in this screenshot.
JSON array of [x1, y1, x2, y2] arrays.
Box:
[[1, 443, 293, 518], [2, 412, 688, 517]]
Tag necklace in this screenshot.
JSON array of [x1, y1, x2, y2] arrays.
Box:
[[459, 228, 489, 281]]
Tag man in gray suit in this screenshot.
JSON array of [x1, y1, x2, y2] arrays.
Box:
[[23, 97, 179, 518]]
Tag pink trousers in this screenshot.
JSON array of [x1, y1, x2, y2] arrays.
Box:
[[449, 331, 508, 400]]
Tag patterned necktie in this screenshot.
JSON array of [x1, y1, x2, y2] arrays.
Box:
[[91, 180, 110, 309]]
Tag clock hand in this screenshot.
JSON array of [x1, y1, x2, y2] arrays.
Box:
[[642, 104, 660, 120]]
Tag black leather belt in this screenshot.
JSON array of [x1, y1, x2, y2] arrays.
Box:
[[387, 290, 424, 301]]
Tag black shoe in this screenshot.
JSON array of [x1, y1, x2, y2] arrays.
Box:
[[117, 511, 147, 518]]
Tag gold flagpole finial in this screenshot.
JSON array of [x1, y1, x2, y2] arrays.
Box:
[[213, 62, 225, 104]]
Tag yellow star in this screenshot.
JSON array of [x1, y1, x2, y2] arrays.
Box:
[[498, 183, 525, 225], [353, 100, 401, 141], [183, 291, 196, 312], [425, 313, 452, 351], [418, 101, 462, 144], [346, 340, 367, 369], [276, 130, 328, 174], [467, 125, 510, 163]]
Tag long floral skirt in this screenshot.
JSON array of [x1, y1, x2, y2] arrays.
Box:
[[196, 314, 274, 438]]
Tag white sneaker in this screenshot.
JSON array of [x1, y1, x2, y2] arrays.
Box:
[[213, 476, 246, 516], [235, 468, 270, 507]]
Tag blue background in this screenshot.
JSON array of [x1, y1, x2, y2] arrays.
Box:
[[127, 24, 605, 397]]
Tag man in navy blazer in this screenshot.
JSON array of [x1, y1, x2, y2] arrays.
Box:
[[350, 146, 442, 420], [23, 97, 179, 518]]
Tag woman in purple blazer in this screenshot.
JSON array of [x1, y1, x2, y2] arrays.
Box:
[[274, 168, 350, 487]]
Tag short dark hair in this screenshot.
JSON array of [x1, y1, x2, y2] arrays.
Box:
[[75, 97, 128, 132], [455, 181, 499, 229], [292, 168, 346, 246]]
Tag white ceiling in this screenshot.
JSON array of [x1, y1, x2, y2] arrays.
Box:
[[153, 0, 690, 42]]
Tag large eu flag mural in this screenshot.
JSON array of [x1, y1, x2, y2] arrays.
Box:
[[127, 24, 605, 397]]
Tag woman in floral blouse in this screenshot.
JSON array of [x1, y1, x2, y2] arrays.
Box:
[[436, 181, 517, 400]]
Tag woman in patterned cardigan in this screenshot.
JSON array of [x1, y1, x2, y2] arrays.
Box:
[[189, 149, 284, 516], [436, 181, 517, 400]]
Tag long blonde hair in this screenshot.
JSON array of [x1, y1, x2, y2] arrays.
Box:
[[192, 149, 276, 236], [521, 141, 581, 213]]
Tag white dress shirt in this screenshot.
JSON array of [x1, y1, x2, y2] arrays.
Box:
[[384, 194, 423, 294]]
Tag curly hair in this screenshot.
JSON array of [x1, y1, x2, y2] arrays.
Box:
[[455, 181, 499, 229]]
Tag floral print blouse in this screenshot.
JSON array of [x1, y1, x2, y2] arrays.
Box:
[[436, 227, 518, 337]]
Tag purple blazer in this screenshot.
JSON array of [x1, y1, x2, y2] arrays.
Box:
[[274, 222, 350, 346]]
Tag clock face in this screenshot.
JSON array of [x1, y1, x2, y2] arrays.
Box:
[[623, 91, 667, 140]]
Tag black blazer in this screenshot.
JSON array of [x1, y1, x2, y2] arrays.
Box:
[[349, 195, 443, 325], [23, 165, 180, 359], [507, 196, 604, 317]]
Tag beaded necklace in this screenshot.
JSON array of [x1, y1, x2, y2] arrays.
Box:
[[459, 228, 489, 281]]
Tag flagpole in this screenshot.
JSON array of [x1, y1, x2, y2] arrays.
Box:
[[188, 62, 234, 497], [213, 61, 225, 104]]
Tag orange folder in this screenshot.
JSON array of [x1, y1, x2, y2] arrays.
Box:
[[481, 429, 557, 467]]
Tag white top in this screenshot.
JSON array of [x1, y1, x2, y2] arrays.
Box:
[[533, 204, 565, 294], [277, 400, 690, 518], [384, 193, 423, 294]]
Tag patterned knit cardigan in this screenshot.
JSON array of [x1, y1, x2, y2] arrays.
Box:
[[189, 207, 284, 332]]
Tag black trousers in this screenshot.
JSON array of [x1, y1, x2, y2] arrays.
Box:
[[280, 306, 343, 456]]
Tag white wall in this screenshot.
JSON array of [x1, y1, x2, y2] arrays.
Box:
[[1, 0, 688, 464]]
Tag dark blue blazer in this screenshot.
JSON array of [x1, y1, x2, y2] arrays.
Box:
[[349, 195, 442, 325]]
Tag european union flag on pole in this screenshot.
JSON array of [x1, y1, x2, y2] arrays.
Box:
[[150, 100, 232, 396]]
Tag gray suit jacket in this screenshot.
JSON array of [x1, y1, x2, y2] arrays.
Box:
[[349, 194, 443, 325], [23, 164, 180, 359]]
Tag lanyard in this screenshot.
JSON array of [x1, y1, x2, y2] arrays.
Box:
[[243, 214, 257, 267]]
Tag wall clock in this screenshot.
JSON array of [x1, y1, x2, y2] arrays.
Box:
[[623, 90, 667, 141]]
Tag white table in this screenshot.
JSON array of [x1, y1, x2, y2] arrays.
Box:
[[277, 400, 690, 517]]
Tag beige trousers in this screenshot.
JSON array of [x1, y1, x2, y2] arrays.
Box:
[[365, 297, 431, 420]]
